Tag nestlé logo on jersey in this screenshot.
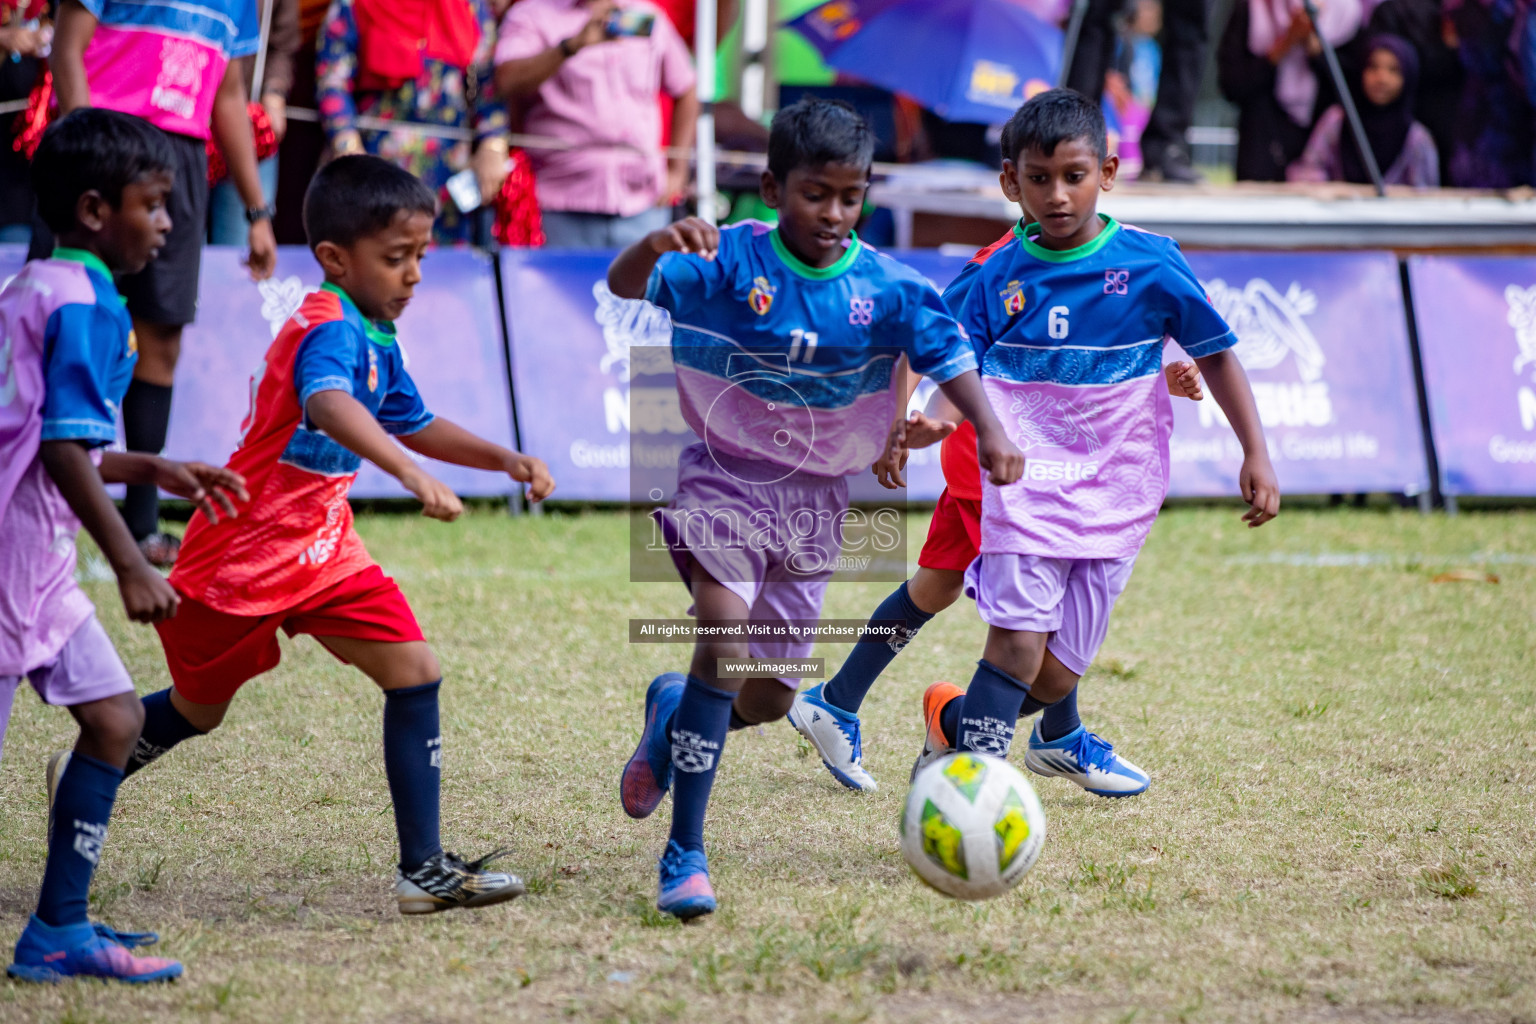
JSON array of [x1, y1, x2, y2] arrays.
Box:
[[748, 276, 777, 316]]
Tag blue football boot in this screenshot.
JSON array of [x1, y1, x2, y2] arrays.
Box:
[[621, 673, 686, 819]]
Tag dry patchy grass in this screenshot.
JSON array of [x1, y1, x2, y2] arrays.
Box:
[[1, 506, 1533, 1023]]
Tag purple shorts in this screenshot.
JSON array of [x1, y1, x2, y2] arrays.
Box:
[[655, 444, 847, 687], [0, 614, 134, 763], [964, 552, 1139, 676]]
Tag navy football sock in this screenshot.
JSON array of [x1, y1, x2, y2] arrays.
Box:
[[1039, 686, 1081, 741], [124, 689, 204, 777], [822, 581, 934, 714], [667, 676, 734, 854], [383, 680, 443, 872], [36, 752, 121, 927], [955, 660, 1052, 758]]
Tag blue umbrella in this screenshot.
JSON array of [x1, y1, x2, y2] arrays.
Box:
[[786, 0, 1064, 125]]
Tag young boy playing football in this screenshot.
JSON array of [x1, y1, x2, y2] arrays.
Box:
[[788, 200, 1206, 795], [4, 109, 246, 983], [83, 154, 556, 916], [908, 89, 1278, 778], [608, 98, 1025, 919]]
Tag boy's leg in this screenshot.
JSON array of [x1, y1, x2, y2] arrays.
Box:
[[313, 634, 525, 914], [11, 621, 181, 984], [818, 568, 959, 715], [1023, 557, 1150, 797]]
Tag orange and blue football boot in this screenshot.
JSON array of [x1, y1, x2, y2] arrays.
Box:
[[656, 840, 715, 920], [911, 681, 963, 781], [621, 673, 686, 819], [8, 916, 182, 984]]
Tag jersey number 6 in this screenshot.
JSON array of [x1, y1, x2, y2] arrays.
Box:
[[1048, 306, 1070, 340]]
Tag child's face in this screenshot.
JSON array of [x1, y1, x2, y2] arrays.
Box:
[[315, 210, 434, 322], [760, 162, 869, 268], [1362, 49, 1404, 107], [95, 171, 173, 275], [1001, 139, 1117, 251]]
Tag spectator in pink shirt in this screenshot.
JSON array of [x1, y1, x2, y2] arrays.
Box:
[[493, 0, 699, 248]]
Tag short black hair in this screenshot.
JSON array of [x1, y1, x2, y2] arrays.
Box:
[[302, 155, 437, 249], [32, 109, 175, 235], [767, 98, 875, 182], [999, 88, 1108, 165]]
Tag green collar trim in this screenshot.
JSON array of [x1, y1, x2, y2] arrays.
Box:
[[53, 247, 114, 281], [321, 282, 397, 347], [1013, 214, 1120, 263], [769, 228, 862, 280]]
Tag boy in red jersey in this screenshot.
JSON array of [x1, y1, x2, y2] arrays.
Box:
[[788, 222, 1203, 795], [92, 155, 554, 915]]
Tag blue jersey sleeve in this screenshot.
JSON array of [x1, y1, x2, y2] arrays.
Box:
[[377, 358, 434, 436], [1160, 243, 1236, 358], [896, 280, 978, 383], [644, 233, 736, 317], [939, 260, 983, 313], [956, 269, 997, 369], [40, 303, 131, 445], [230, 0, 261, 57], [293, 320, 362, 410]]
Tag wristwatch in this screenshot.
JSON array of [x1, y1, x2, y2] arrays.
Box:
[[559, 36, 578, 58], [244, 204, 276, 224]]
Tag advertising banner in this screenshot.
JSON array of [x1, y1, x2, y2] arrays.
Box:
[[1409, 256, 1536, 495], [171, 246, 515, 499], [1170, 251, 1429, 497]]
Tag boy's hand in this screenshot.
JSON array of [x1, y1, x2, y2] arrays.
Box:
[[648, 217, 719, 260], [153, 458, 250, 524], [976, 424, 1025, 485], [119, 563, 179, 624], [508, 454, 556, 501], [1165, 361, 1203, 401], [245, 218, 277, 280], [1240, 454, 1280, 527], [400, 467, 464, 522], [872, 411, 959, 489]]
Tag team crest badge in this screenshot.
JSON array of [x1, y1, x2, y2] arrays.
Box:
[[367, 347, 379, 393], [126, 330, 137, 355], [748, 276, 776, 316], [999, 280, 1026, 316]]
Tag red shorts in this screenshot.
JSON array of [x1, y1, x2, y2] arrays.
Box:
[[155, 564, 424, 705], [917, 489, 982, 572]]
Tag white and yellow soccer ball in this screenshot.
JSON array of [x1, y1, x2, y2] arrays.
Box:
[[900, 752, 1047, 900]]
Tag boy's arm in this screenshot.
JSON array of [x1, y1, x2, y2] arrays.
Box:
[[211, 60, 277, 280], [305, 390, 464, 521], [98, 451, 249, 522], [934, 370, 1023, 485], [607, 216, 718, 299], [39, 441, 179, 623], [397, 417, 555, 501], [1192, 349, 1279, 526], [52, 1, 97, 114]]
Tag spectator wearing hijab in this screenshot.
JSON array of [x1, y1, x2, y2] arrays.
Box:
[[1288, 33, 1440, 185], [317, 0, 511, 242], [1368, 0, 1463, 182], [1442, 0, 1532, 187], [1219, 0, 1367, 181]]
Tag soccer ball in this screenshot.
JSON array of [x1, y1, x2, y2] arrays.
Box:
[[900, 752, 1047, 900]]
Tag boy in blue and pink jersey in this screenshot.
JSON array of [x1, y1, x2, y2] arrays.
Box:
[[909, 89, 1279, 777], [3, 109, 248, 984], [607, 98, 1026, 920]]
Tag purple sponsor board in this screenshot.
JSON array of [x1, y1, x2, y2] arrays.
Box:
[[169, 246, 515, 498], [1409, 256, 1536, 496], [499, 248, 971, 502], [1167, 251, 1428, 497]]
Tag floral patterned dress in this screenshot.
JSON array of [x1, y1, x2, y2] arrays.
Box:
[[317, 0, 508, 242]]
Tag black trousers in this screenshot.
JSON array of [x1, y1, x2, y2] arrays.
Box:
[[1064, 0, 1211, 160]]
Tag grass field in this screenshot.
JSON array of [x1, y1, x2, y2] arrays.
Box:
[[1, 505, 1533, 1023]]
